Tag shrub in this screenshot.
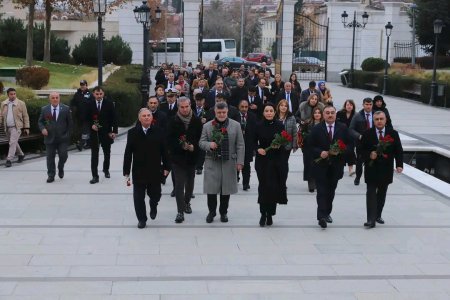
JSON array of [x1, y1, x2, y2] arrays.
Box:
[[361, 57, 386, 72], [103, 36, 132, 65], [16, 66, 50, 90], [0, 18, 27, 58], [72, 34, 133, 66], [0, 81, 4, 94], [394, 56, 450, 69], [72, 34, 98, 66], [103, 65, 142, 126], [33, 24, 71, 63]]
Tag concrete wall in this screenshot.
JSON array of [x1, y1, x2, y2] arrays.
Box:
[[326, 2, 412, 82]]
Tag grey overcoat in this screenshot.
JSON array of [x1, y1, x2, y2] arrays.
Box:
[[199, 118, 245, 195]]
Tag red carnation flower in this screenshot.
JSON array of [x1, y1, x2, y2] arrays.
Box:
[[338, 140, 347, 151], [212, 120, 217, 126], [221, 127, 227, 134], [93, 114, 98, 120]]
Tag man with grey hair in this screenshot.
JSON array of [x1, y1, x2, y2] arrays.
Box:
[[199, 102, 245, 223], [167, 97, 203, 223], [124, 108, 170, 229], [38, 92, 73, 183]]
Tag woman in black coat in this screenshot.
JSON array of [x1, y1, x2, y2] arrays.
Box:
[[302, 106, 323, 192], [254, 103, 287, 227], [336, 99, 356, 176]]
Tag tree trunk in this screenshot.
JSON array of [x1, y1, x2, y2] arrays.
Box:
[[26, 1, 35, 66], [43, 0, 52, 63]]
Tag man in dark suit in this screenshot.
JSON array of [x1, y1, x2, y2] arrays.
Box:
[[310, 105, 352, 229], [300, 81, 323, 104], [88, 86, 118, 184], [204, 63, 218, 87], [147, 95, 168, 132], [38, 92, 73, 183], [275, 82, 300, 115], [245, 69, 259, 87], [256, 78, 271, 105], [193, 93, 208, 174], [164, 73, 176, 90], [229, 78, 248, 107], [237, 100, 257, 190], [247, 86, 263, 117], [123, 108, 170, 229], [206, 78, 230, 109], [159, 89, 178, 118], [361, 111, 403, 228], [349, 97, 374, 186], [205, 94, 240, 123], [259, 62, 274, 78]]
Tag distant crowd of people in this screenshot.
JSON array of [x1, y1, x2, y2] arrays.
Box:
[[0, 61, 403, 230]]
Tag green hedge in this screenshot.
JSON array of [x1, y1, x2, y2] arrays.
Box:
[[347, 70, 450, 107], [393, 56, 450, 69], [103, 64, 142, 127]]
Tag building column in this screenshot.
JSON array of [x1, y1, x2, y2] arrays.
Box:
[[280, 0, 297, 80], [183, 0, 201, 65]]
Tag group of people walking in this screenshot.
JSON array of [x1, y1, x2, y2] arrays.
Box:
[[0, 63, 403, 230]]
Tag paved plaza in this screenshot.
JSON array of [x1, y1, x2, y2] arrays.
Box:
[[0, 82, 450, 299]]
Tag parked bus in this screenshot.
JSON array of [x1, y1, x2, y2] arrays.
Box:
[[151, 38, 237, 66]]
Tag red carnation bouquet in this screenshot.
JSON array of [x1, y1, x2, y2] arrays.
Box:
[[211, 120, 227, 144], [44, 114, 53, 127], [368, 134, 394, 166], [93, 114, 102, 129], [315, 139, 347, 163], [265, 130, 293, 153]]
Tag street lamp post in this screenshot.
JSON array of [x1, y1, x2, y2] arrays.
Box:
[[93, 0, 107, 86], [429, 19, 443, 106], [382, 22, 393, 95], [341, 10, 369, 88], [133, 1, 161, 107]]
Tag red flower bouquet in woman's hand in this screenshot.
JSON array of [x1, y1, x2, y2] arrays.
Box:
[[368, 134, 394, 166], [315, 139, 347, 163], [265, 130, 292, 152]]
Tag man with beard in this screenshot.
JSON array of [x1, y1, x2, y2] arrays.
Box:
[[199, 102, 245, 223], [167, 97, 203, 223]]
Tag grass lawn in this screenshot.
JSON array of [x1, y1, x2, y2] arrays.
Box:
[[0, 56, 97, 89]]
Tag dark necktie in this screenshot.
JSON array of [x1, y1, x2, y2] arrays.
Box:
[[249, 96, 253, 104], [328, 125, 333, 142], [52, 107, 57, 121], [97, 102, 101, 112], [366, 113, 371, 129], [378, 130, 383, 141]]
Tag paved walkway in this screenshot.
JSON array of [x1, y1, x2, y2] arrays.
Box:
[[0, 82, 450, 298]]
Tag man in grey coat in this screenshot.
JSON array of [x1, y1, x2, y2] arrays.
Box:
[[199, 102, 245, 223], [38, 92, 73, 183]]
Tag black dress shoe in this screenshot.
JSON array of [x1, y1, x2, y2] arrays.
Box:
[[259, 214, 266, 227], [58, 170, 64, 179], [76, 143, 83, 151], [354, 178, 360, 186], [18, 155, 25, 163], [318, 218, 327, 228], [325, 215, 333, 223], [103, 170, 110, 178], [266, 215, 273, 226], [376, 217, 385, 224], [191, 194, 195, 198], [175, 213, 184, 223], [243, 184, 250, 191], [46, 177, 55, 183], [220, 214, 228, 223], [5, 160, 12, 168], [90, 177, 99, 184], [206, 212, 216, 223], [150, 206, 157, 220], [364, 221, 376, 228], [170, 190, 175, 197], [196, 169, 202, 175], [184, 203, 192, 214], [309, 188, 315, 193], [137, 221, 146, 229]]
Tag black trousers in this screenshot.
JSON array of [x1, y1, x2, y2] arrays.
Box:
[[237, 161, 251, 185], [259, 202, 277, 216], [315, 177, 339, 220], [355, 147, 363, 179], [172, 163, 196, 213], [196, 150, 206, 170], [207, 194, 230, 215], [366, 183, 389, 222], [46, 142, 68, 177], [133, 182, 161, 222], [91, 138, 111, 178]]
